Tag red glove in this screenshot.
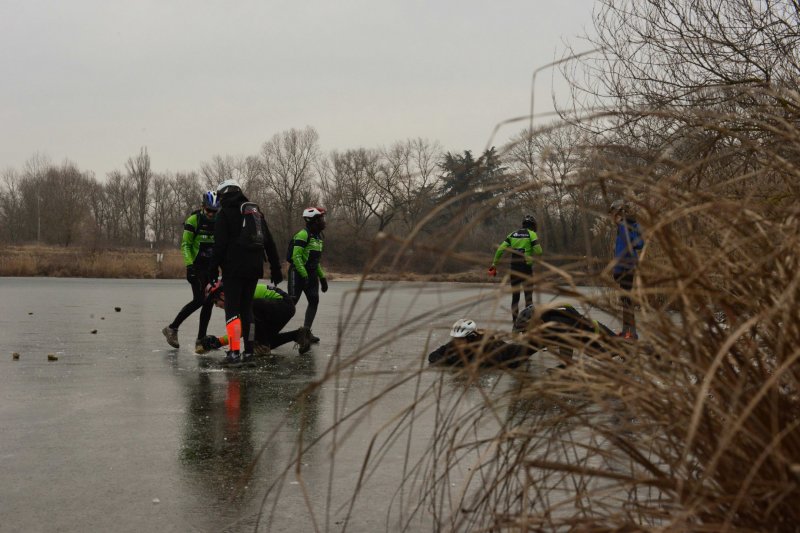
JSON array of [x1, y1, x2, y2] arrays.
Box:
[[488, 266, 497, 277]]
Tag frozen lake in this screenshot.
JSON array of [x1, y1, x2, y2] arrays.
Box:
[[0, 277, 620, 532]]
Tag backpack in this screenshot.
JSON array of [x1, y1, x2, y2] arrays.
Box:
[[237, 202, 265, 249]]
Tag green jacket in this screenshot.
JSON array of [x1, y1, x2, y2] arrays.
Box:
[[253, 283, 286, 301], [492, 228, 542, 268], [289, 227, 326, 280], [180, 210, 216, 266]]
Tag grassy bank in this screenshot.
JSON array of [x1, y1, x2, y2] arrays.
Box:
[[0, 245, 489, 282], [0, 245, 185, 279]]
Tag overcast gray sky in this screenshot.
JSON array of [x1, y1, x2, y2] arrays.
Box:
[[1, 0, 596, 178]]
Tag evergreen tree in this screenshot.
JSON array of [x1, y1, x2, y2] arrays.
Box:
[[437, 147, 505, 206]]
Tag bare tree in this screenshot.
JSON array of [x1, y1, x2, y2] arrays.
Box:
[[378, 138, 443, 234], [125, 147, 152, 243], [0, 168, 23, 243], [104, 170, 137, 244], [170, 171, 203, 220], [257, 126, 320, 238], [86, 179, 110, 247], [22, 153, 52, 243], [150, 174, 178, 245], [32, 162, 94, 246], [199, 154, 257, 193], [322, 148, 382, 236]]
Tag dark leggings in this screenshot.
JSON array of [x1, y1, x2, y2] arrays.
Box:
[[253, 299, 302, 348], [510, 266, 533, 322], [614, 270, 636, 332], [169, 269, 214, 339], [222, 276, 258, 354], [288, 266, 320, 329]]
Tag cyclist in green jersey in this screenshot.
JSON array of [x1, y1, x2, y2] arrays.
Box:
[[489, 215, 543, 323], [163, 191, 219, 352], [287, 207, 328, 344]]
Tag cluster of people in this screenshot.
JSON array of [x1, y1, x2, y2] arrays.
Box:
[[162, 180, 328, 366], [432, 203, 644, 369], [489, 206, 643, 335], [161, 187, 643, 370]]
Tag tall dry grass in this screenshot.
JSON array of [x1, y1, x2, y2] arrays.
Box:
[[253, 92, 800, 531], [0, 245, 185, 278]]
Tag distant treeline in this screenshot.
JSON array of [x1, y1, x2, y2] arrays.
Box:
[[0, 128, 615, 274]]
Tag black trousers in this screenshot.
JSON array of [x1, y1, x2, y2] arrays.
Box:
[[253, 298, 302, 348], [613, 270, 636, 332], [222, 276, 258, 353], [169, 268, 214, 340], [288, 266, 320, 329], [509, 265, 533, 322]]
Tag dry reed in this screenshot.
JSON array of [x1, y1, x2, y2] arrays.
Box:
[[0, 245, 185, 278], [253, 90, 800, 532]]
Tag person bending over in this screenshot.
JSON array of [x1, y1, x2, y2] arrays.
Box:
[[201, 282, 312, 356]]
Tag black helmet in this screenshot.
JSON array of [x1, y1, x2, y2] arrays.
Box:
[[522, 215, 537, 231]]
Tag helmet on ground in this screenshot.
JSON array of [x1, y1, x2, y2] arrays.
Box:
[[513, 304, 535, 333], [216, 179, 241, 197], [450, 319, 477, 338], [609, 199, 626, 215], [522, 214, 537, 230], [202, 191, 220, 210], [303, 207, 326, 221]]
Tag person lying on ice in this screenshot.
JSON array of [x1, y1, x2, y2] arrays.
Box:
[[427, 319, 531, 369], [512, 303, 617, 365], [200, 282, 312, 358]]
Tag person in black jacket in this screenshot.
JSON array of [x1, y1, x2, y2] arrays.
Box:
[[512, 303, 616, 365], [428, 319, 530, 369], [207, 179, 283, 366]]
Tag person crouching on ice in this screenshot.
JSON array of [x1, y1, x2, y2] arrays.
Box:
[[512, 304, 616, 366], [428, 319, 530, 369], [201, 282, 312, 356]]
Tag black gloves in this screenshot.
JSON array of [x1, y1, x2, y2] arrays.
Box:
[[320, 277, 328, 293], [271, 268, 283, 285], [201, 335, 223, 350], [186, 264, 197, 282]]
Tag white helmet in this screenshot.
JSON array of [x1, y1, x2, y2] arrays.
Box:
[[450, 319, 477, 338], [216, 179, 241, 196], [302, 206, 326, 220], [608, 199, 627, 215]]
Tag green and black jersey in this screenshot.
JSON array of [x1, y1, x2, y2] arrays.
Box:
[[289, 228, 325, 280], [253, 284, 288, 301], [181, 210, 216, 267], [492, 228, 543, 271]]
